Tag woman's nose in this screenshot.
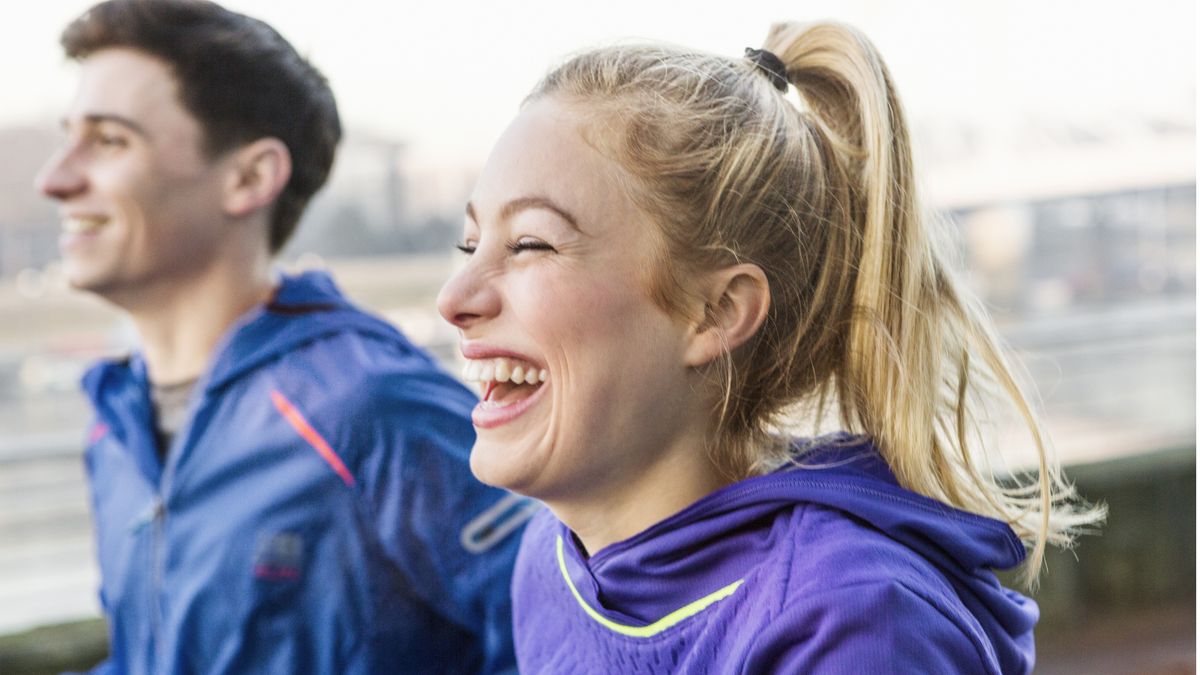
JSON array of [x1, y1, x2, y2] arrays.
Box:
[[437, 259, 500, 332]]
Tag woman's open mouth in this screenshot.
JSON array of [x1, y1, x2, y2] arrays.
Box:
[[463, 357, 550, 429]]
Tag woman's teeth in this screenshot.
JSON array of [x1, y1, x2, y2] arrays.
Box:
[[463, 357, 549, 385]]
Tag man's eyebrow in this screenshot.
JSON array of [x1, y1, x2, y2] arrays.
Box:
[[61, 113, 151, 138], [464, 196, 583, 233]]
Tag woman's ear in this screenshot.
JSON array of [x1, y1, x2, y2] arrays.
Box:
[[683, 263, 770, 367], [222, 137, 292, 218]]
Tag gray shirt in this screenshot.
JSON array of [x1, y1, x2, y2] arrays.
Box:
[[149, 378, 197, 458]]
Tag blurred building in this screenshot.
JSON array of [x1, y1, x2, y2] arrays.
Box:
[[923, 118, 1195, 317]]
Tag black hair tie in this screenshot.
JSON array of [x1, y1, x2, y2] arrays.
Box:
[[744, 47, 789, 92]]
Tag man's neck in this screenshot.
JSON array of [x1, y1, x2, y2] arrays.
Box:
[[128, 263, 277, 385]]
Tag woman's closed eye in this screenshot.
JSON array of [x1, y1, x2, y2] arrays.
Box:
[[507, 238, 557, 254], [454, 238, 557, 256]]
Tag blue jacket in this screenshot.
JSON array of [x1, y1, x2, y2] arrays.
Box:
[[80, 271, 531, 674], [514, 435, 1037, 674]]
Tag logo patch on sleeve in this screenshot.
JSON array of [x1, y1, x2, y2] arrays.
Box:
[[253, 531, 305, 581]]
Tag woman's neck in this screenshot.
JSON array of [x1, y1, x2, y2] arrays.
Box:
[[549, 434, 735, 557]]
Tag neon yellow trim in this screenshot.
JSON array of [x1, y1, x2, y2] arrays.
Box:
[[555, 535, 744, 638]]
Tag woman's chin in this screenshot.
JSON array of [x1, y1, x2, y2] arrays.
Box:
[[469, 438, 539, 494]]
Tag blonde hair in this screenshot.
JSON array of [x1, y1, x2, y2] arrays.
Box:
[[531, 21, 1102, 585]]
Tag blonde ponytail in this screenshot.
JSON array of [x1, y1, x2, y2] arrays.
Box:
[[762, 22, 1102, 585], [532, 22, 1103, 586]]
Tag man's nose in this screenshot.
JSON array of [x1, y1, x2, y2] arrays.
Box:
[[35, 145, 88, 201]]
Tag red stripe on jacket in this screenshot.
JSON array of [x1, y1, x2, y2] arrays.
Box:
[[88, 422, 110, 445], [270, 390, 356, 487]]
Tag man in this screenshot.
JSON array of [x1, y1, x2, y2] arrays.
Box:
[[36, 1, 530, 672]]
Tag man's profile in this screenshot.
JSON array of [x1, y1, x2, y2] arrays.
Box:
[[37, 1, 527, 672]]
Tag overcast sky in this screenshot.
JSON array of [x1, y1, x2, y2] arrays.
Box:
[[5, 0, 1194, 168]]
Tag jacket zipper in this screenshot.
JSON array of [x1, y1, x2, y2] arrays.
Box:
[[150, 421, 184, 671], [149, 496, 166, 669]]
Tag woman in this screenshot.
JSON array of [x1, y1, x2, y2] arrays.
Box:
[[438, 21, 1101, 674]]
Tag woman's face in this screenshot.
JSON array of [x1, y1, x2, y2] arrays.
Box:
[[437, 97, 702, 503]]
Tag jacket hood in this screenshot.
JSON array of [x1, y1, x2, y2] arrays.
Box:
[[200, 270, 404, 393], [80, 271, 406, 480], [83, 270, 402, 399], [561, 434, 1037, 672]]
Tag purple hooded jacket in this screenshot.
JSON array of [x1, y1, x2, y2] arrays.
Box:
[[512, 436, 1037, 674]]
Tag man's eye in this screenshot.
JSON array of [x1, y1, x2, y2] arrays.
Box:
[[96, 134, 128, 148]]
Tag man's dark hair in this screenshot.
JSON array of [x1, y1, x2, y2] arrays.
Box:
[[62, 0, 342, 253]]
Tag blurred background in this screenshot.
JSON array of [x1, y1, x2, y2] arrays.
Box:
[[0, 0, 1193, 672]]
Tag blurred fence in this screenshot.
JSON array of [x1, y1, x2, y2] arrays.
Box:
[[0, 259, 1193, 672]]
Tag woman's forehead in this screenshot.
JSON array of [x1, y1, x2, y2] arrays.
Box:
[[470, 98, 641, 232]]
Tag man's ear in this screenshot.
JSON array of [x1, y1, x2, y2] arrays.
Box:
[[223, 138, 292, 218], [683, 263, 770, 368]]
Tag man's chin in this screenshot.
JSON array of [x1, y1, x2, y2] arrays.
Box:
[[62, 270, 103, 293], [61, 267, 121, 300]]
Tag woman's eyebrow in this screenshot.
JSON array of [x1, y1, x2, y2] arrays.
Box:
[[466, 196, 584, 233]]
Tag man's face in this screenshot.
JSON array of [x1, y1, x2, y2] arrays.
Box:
[[36, 47, 234, 305]]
